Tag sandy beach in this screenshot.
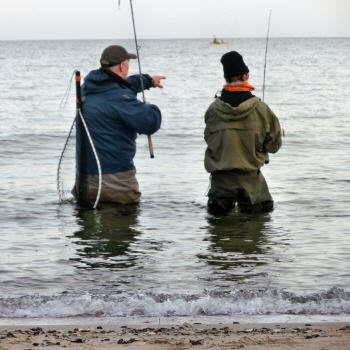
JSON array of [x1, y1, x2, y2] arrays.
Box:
[[1, 322, 350, 349]]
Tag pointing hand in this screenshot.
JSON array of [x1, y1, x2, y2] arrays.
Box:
[[152, 76, 166, 88]]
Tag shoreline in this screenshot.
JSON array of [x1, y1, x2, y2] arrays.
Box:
[[1, 322, 350, 349]]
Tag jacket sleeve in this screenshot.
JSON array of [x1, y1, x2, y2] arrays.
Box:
[[115, 94, 161, 135], [263, 105, 282, 154], [127, 74, 153, 94]]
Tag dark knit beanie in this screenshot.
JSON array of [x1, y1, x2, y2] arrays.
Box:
[[221, 51, 249, 80]]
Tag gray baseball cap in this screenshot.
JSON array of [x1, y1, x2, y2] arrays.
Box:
[[100, 45, 137, 67]]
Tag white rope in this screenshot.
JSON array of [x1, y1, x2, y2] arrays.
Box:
[[57, 116, 76, 203], [78, 109, 102, 209], [57, 70, 102, 209]]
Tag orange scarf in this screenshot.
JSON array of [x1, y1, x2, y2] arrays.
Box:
[[223, 81, 255, 92]]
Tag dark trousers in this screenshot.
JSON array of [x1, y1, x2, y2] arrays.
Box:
[[207, 170, 273, 216]]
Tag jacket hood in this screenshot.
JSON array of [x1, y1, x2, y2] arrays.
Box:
[[211, 96, 260, 121], [82, 69, 119, 95]]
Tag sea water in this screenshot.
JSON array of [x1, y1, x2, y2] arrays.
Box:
[[0, 38, 350, 325]]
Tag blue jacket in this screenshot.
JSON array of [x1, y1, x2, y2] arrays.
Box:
[[76, 69, 161, 175]]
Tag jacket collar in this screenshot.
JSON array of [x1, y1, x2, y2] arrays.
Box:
[[220, 90, 254, 107], [99, 67, 132, 89]]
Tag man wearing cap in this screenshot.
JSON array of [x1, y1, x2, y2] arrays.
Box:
[[75, 45, 165, 205], [204, 51, 282, 215]]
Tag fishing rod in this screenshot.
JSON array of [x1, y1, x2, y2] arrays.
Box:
[[75, 70, 102, 209], [261, 12, 285, 137], [262, 10, 272, 101], [129, 0, 154, 158]]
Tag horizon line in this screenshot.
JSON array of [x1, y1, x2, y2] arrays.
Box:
[[1, 35, 349, 41]]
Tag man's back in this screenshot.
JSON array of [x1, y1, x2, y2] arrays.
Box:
[[77, 69, 161, 175], [204, 96, 282, 173]]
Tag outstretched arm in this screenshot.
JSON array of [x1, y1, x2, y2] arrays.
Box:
[[127, 74, 166, 93]]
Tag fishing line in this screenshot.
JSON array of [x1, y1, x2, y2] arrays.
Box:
[[129, 0, 154, 158], [262, 10, 272, 102], [59, 70, 76, 110], [57, 116, 76, 203], [57, 70, 78, 204]]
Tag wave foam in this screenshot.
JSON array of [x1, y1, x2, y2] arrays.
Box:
[[1, 287, 350, 319]]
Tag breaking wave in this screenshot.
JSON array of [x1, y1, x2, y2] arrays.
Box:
[[1, 287, 350, 319]]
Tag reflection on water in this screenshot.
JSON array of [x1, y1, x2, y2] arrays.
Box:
[[70, 204, 140, 269], [199, 211, 273, 283]]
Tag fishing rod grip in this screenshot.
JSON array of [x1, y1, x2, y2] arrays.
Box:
[[142, 95, 155, 158], [148, 135, 154, 158], [75, 71, 82, 109]]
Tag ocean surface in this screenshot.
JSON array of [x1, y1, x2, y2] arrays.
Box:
[[0, 38, 350, 325]]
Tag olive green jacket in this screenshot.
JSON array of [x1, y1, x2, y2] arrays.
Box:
[[204, 96, 282, 173]]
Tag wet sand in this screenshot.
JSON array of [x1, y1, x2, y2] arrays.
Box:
[[1, 322, 350, 349]]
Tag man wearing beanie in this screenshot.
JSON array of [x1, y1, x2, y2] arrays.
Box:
[[204, 51, 282, 216], [74, 45, 165, 205]]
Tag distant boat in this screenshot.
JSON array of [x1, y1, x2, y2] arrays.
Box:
[[208, 35, 230, 45], [208, 42, 230, 45]]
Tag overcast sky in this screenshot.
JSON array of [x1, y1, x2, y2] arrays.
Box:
[[1, 0, 350, 40]]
